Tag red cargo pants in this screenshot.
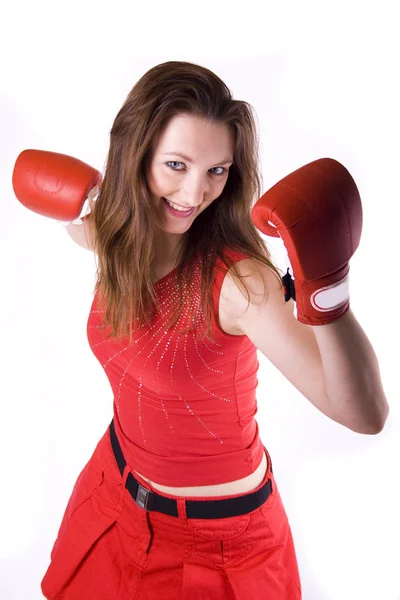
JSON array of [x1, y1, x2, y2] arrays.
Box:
[[41, 423, 302, 599]]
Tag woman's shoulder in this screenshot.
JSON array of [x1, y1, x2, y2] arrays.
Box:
[[218, 252, 263, 320], [218, 246, 250, 264], [218, 251, 282, 329]]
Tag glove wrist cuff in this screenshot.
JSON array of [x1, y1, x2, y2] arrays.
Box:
[[57, 193, 98, 227], [285, 264, 351, 325]]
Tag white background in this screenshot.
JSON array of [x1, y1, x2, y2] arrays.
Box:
[[1, 1, 399, 598]]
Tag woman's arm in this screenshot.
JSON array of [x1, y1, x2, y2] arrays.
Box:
[[311, 310, 389, 433], [230, 259, 389, 435], [64, 186, 98, 251], [64, 214, 95, 251]]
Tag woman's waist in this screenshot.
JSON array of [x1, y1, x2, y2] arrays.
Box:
[[113, 414, 266, 490], [133, 448, 268, 498]]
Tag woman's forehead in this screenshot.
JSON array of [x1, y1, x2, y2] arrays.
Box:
[[154, 114, 235, 159]]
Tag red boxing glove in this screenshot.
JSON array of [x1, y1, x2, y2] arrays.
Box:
[[12, 149, 102, 225], [251, 158, 363, 326]]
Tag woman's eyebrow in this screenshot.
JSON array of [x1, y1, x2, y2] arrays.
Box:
[[163, 152, 233, 165]]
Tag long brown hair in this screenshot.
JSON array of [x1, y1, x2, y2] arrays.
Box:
[[91, 61, 283, 343]]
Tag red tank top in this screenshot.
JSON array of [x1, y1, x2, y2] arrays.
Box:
[[87, 247, 264, 486]]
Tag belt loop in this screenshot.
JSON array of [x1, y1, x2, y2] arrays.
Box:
[[122, 463, 131, 488], [114, 463, 132, 510], [177, 497, 188, 521]]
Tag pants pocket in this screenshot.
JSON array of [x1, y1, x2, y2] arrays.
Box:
[[41, 458, 124, 600], [259, 482, 302, 596], [187, 512, 253, 569]]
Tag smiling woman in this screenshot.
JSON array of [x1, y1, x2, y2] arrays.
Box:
[[90, 62, 280, 346], [146, 113, 235, 243], [40, 61, 303, 600]]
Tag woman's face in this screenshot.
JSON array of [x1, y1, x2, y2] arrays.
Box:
[[147, 114, 235, 234]]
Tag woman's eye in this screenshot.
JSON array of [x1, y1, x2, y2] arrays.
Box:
[[210, 167, 227, 176], [166, 162, 227, 176], [166, 161, 183, 170]]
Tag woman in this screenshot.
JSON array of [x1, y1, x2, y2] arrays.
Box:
[[38, 61, 388, 599]]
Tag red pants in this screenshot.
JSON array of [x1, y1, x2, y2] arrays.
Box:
[[41, 426, 302, 599]]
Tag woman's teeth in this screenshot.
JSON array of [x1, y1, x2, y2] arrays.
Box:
[[164, 198, 191, 212]]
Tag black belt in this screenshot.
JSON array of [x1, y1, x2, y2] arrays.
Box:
[[109, 419, 273, 520]]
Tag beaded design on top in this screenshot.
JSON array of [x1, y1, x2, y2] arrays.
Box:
[[86, 251, 257, 459]]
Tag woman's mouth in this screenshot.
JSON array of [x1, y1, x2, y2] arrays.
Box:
[[162, 197, 195, 218]]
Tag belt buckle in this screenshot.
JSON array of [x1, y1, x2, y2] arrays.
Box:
[[135, 482, 150, 510]]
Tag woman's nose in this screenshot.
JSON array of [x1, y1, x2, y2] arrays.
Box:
[[181, 177, 208, 207]]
